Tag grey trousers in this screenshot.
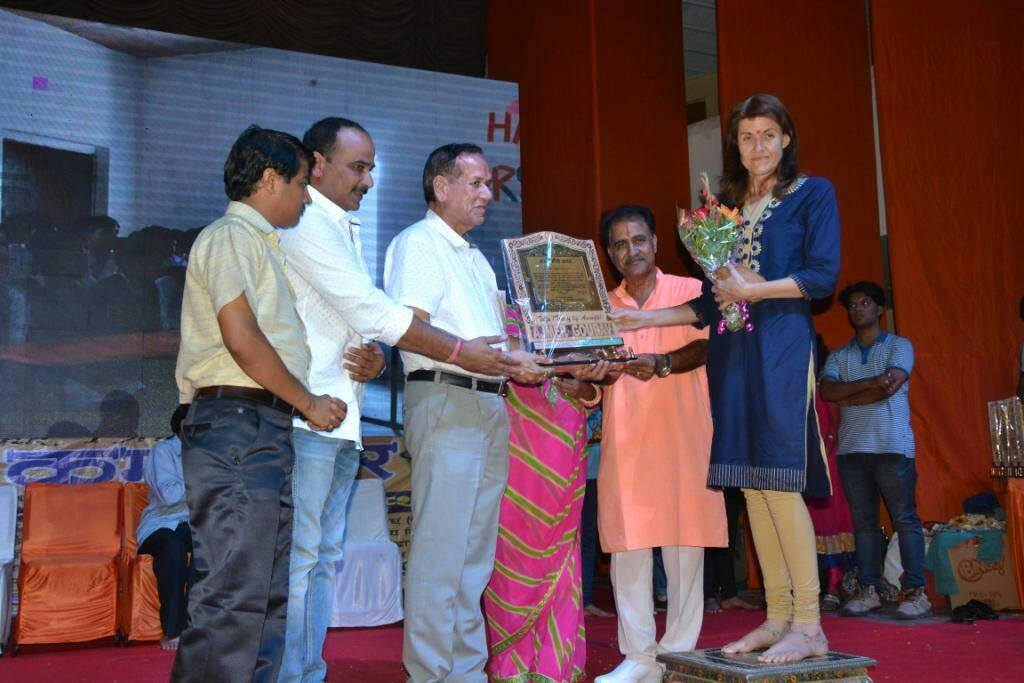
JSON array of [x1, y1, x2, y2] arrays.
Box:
[[170, 397, 295, 683], [401, 380, 510, 683]]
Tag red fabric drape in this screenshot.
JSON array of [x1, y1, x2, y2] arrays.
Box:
[[716, 0, 883, 350], [871, 0, 1024, 521], [488, 0, 692, 283]]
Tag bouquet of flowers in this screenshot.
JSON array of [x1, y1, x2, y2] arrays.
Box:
[[676, 172, 752, 333]]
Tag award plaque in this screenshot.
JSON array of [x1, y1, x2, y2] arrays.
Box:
[[989, 396, 1024, 477], [501, 231, 624, 356]]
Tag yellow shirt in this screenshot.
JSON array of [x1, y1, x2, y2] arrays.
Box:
[[175, 201, 310, 403]]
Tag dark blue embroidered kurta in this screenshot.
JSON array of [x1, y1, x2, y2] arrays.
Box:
[[693, 176, 840, 496]]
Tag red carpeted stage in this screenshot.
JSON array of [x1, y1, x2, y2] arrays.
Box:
[[4, 607, 1022, 682]]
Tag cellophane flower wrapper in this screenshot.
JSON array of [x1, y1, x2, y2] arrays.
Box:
[[677, 173, 753, 333]]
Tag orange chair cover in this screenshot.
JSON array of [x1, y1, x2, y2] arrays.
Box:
[[119, 482, 163, 641], [122, 483, 148, 558], [126, 555, 163, 641], [18, 557, 118, 643], [17, 482, 123, 644]]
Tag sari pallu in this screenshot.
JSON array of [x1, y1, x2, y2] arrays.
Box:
[[484, 382, 589, 683]]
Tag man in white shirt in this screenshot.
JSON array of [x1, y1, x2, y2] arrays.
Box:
[[277, 120, 519, 683], [385, 144, 543, 682]]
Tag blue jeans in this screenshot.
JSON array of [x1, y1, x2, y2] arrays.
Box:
[[278, 429, 360, 683], [838, 453, 925, 589]]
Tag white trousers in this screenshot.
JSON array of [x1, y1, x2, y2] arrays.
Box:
[[610, 546, 705, 664]]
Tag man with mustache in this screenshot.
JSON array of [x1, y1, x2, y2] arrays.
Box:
[[277, 122, 517, 682], [385, 143, 545, 682], [595, 205, 726, 683]]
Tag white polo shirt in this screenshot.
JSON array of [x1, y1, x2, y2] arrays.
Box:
[[384, 210, 505, 380], [279, 186, 414, 446]]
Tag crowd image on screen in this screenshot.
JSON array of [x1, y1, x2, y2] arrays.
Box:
[[0, 213, 203, 438], [0, 214, 201, 343]]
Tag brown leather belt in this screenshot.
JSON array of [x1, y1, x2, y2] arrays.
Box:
[[195, 385, 297, 416], [406, 370, 508, 397]]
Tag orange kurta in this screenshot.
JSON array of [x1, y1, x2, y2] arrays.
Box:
[[599, 270, 726, 553]]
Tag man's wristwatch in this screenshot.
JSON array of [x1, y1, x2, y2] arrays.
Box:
[[655, 353, 672, 378]]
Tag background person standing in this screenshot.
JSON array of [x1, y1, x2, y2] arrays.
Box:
[[820, 281, 928, 620]]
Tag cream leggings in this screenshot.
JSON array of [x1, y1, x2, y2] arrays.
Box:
[[742, 489, 820, 626]]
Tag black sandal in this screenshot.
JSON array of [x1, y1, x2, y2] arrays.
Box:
[[964, 599, 998, 620], [951, 605, 975, 624]]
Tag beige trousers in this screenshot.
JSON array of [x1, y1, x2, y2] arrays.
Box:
[[610, 546, 704, 664], [742, 489, 820, 625]]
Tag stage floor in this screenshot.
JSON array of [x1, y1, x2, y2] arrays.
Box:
[[3, 599, 1022, 681]]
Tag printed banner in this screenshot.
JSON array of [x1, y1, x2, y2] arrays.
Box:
[[360, 436, 411, 570], [1, 438, 158, 487]]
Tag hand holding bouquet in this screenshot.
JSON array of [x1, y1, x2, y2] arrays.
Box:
[[677, 173, 753, 333]]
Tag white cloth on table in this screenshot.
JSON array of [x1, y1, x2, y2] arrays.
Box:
[[329, 478, 403, 627]]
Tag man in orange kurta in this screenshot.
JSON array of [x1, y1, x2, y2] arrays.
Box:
[[595, 205, 727, 683]]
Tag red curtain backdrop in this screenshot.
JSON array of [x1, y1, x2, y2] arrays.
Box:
[[871, 0, 1024, 520], [488, 0, 691, 283], [716, 0, 883, 350]]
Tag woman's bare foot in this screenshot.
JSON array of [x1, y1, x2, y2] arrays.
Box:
[[705, 597, 722, 613], [721, 620, 789, 654], [160, 635, 180, 651], [758, 623, 828, 664], [584, 603, 615, 617], [720, 595, 760, 611]]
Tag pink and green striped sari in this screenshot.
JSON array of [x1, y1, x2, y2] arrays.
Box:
[[484, 380, 589, 683]]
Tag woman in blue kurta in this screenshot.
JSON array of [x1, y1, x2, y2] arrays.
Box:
[[611, 93, 840, 664]]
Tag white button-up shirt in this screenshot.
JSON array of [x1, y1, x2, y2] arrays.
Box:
[[384, 210, 505, 380], [279, 186, 414, 445]]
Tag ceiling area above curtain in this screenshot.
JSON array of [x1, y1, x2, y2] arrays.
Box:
[[0, 0, 487, 76]]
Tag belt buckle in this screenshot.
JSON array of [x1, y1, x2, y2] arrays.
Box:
[[497, 380, 508, 398]]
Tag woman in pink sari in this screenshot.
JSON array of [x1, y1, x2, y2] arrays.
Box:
[[484, 312, 608, 683]]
